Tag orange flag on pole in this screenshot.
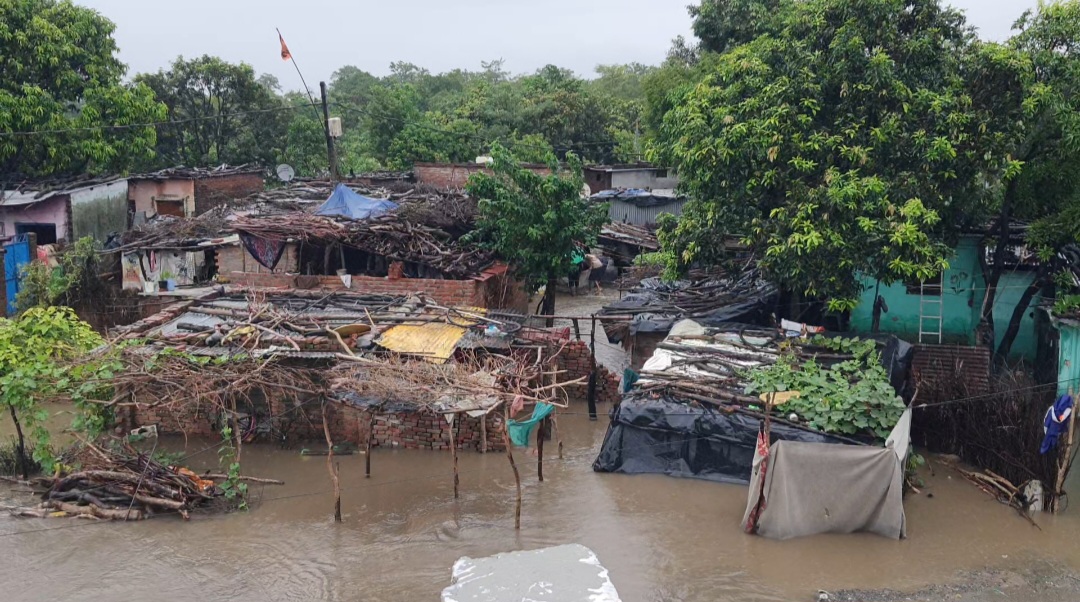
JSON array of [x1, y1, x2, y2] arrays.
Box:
[[278, 31, 292, 61]]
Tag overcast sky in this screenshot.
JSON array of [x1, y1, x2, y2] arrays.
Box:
[[80, 0, 1038, 88]]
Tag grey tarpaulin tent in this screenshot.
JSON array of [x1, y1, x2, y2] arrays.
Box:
[[743, 408, 913, 540]]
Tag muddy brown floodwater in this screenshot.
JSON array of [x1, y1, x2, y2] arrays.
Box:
[[3, 406, 1080, 602]]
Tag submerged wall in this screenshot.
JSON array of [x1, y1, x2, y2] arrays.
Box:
[[121, 389, 506, 452]]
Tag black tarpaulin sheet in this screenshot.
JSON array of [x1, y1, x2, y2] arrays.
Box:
[[592, 395, 852, 484]]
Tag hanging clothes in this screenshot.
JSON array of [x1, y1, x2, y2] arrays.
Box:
[[507, 402, 556, 447], [240, 233, 287, 271], [1041, 394, 1074, 455]]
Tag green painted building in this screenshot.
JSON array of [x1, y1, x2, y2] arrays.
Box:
[[849, 236, 1040, 362]]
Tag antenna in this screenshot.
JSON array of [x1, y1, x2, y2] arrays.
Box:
[[276, 164, 295, 182]]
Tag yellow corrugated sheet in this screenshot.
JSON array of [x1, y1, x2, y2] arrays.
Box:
[[377, 322, 468, 364]]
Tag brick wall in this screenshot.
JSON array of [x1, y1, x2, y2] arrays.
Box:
[[414, 162, 552, 189], [912, 344, 991, 397], [215, 243, 299, 275], [193, 173, 265, 216], [557, 339, 622, 404], [122, 389, 505, 451]]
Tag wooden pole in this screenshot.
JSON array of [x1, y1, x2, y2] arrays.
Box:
[[503, 406, 522, 529], [319, 81, 339, 182], [321, 401, 342, 522], [451, 414, 460, 499], [572, 318, 581, 340], [588, 314, 598, 420], [552, 413, 563, 459], [537, 417, 546, 482], [365, 413, 373, 478], [1054, 387, 1078, 512]]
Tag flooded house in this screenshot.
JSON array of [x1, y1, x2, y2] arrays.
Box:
[[109, 287, 583, 462], [593, 318, 915, 539]]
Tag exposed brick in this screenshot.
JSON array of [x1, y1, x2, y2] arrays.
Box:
[[912, 344, 991, 396], [414, 162, 551, 190]]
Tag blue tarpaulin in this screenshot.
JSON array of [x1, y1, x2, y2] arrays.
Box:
[[315, 183, 399, 220]]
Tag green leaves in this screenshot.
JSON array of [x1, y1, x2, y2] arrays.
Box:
[[744, 336, 905, 439], [0, 0, 164, 177], [465, 144, 607, 301], [655, 0, 988, 306], [0, 306, 109, 472]]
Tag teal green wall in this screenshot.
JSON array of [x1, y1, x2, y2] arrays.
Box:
[[1057, 321, 1080, 397], [851, 238, 979, 345], [991, 271, 1040, 363], [850, 236, 1040, 362]]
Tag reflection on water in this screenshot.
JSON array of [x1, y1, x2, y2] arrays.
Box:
[[2, 403, 1080, 602]]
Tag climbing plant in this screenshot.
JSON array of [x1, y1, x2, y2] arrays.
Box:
[[743, 336, 905, 439]]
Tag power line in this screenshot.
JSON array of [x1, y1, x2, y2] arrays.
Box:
[[0, 105, 312, 138]]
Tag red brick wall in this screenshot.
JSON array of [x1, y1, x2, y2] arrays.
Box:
[[414, 163, 552, 190], [193, 173, 265, 216], [913, 344, 991, 397], [215, 243, 298, 275], [557, 340, 621, 404]]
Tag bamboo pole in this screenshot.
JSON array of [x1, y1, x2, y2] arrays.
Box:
[[365, 412, 373, 478], [450, 414, 460, 499], [321, 401, 342, 522], [537, 417, 546, 482], [503, 406, 522, 529]]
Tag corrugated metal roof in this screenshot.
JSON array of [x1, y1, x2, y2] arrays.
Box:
[[607, 199, 685, 226], [377, 322, 468, 364]]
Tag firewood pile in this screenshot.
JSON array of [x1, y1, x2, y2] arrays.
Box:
[[110, 205, 235, 253], [229, 213, 494, 277], [11, 440, 281, 521]]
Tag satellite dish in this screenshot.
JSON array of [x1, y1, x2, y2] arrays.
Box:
[[276, 164, 295, 182]]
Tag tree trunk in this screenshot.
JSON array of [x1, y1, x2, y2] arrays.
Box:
[[979, 179, 1019, 349], [8, 406, 28, 480], [995, 276, 1043, 364], [871, 280, 883, 333], [543, 275, 557, 327]]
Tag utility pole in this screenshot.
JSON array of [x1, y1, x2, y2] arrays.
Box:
[[319, 81, 340, 182]]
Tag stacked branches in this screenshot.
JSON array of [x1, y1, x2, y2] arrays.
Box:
[[14, 440, 279, 521]]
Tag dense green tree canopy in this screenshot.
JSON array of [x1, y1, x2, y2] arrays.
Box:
[[0, 0, 163, 178], [653, 0, 999, 309], [136, 55, 289, 168]]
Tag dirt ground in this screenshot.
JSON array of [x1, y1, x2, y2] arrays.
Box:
[[829, 560, 1080, 601]]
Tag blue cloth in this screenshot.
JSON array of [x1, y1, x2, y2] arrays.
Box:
[[507, 402, 556, 447], [315, 183, 399, 220], [1041, 394, 1074, 455]]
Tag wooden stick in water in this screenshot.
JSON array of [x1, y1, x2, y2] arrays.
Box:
[[503, 405, 522, 529]]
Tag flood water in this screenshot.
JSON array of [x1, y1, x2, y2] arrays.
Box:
[[4, 404, 1080, 602]]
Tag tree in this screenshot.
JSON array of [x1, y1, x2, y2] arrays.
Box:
[[652, 0, 993, 311], [0, 307, 107, 477], [981, 0, 1080, 361], [466, 145, 608, 321], [689, 0, 788, 54], [0, 0, 164, 178], [136, 55, 287, 167]]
